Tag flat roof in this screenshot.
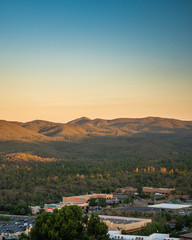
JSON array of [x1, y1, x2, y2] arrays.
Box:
[[100, 217, 139, 224], [148, 203, 192, 209], [180, 232, 192, 239], [99, 215, 151, 225]]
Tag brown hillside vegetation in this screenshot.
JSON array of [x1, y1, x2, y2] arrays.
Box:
[[0, 120, 47, 141], [2, 152, 56, 162], [0, 117, 192, 142], [18, 120, 63, 133]]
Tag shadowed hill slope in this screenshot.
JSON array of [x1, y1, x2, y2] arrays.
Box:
[[0, 117, 192, 141]]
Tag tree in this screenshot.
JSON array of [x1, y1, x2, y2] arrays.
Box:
[[11, 201, 31, 215], [19, 233, 30, 240], [87, 213, 110, 240], [123, 196, 133, 204], [89, 198, 97, 206], [165, 211, 172, 221], [30, 205, 109, 240], [98, 198, 107, 207], [186, 213, 192, 228], [175, 215, 183, 231]]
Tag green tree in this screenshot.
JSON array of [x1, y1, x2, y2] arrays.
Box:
[[11, 201, 31, 215], [175, 216, 183, 231], [30, 205, 109, 240], [98, 198, 107, 207], [165, 211, 172, 221], [186, 213, 192, 228], [123, 196, 133, 204], [19, 233, 30, 240], [89, 198, 97, 206], [87, 213, 110, 240]]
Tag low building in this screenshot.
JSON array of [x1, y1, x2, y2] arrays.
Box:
[[148, 203, 192, 211], [117, 187, 138, 194], [30, 206, 41, 215], [148, 203, 192, 215], [180, 232, 192, 240], [44, 193, 115, 212], [109, 232, 180, 240], [99, 215, 151, 232], [143, 187, 175, 195], [62, 193, 114, 208], [44, 203, 62, 212]]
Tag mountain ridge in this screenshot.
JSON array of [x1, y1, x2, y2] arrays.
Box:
[[0, 117, 192, 142]]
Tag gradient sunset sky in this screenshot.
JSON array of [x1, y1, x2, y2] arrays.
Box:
[[0, 0, 192, 123]]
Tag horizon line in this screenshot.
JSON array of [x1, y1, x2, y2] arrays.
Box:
[[1, 115, 192, 124]]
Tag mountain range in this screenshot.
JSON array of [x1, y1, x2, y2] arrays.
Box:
[[0, 116, 192, 142]]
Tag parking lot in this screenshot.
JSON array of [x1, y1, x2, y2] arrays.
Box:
[[0, 215, 35, 234]]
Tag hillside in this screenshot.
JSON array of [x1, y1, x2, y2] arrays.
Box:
[[2, 152, 56, 162], [0, 117, 192, 210], [0, 120, 47, 141], [1, 117, 192, 141]]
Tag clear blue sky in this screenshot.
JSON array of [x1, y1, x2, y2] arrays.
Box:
[[0, 0, 192, 122]]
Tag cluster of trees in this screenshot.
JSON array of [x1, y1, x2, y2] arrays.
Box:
[[10, 201, 32, 215], [19, 205, 110, 240], [135, 166, 186, 174], [89, 198, 107, 207], [123, 196, 134, 204], [132, 212, 192, 237]]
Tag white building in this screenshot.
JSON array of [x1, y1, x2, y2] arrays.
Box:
[[148, 204, 192, 210], [109, 232, 180, 240]]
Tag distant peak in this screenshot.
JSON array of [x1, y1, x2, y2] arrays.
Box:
[[25, 120, 55, 124], [68, 117, 91, 125]]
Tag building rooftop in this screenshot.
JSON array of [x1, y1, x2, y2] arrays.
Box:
[[99, 215, 150, 224], [148, 203, 192, 210], [62, 193, 114, 204], [143, 187, 175, 194], [180, 232, 192, 239], [109, 232, 180, 240]]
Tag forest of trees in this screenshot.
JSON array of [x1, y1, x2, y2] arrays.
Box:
[[0, 135, 192, 214], [1, 154, 192, 214]]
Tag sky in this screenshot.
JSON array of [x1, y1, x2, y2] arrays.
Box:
[[0, 0, 192, 123]]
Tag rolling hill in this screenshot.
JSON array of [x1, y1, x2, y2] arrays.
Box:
[[0, 120, 47, 141], [0, 117, 192, 141]]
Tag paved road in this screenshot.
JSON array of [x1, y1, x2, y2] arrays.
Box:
[[0, 213, 35, 219]]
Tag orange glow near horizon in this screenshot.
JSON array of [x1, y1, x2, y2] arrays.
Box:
[[1, 1, 192, 122]]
